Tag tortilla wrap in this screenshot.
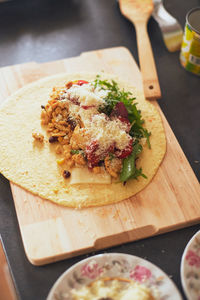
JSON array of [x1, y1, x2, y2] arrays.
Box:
[[0, 73, 166, 208]]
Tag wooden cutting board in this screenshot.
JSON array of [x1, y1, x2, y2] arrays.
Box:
[[0, 47, 199, 266]]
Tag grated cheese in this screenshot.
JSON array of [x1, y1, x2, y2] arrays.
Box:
[[85, 114, 131, 155], [66, 83, 107, 107], [61, 82, 131, 155]]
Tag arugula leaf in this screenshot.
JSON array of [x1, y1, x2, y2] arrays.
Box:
[[109, 153, 115, 160], [95, 77, 136, 116], [70, 149, 85, 157], [130, 168, 147, 180], [120, 143, 145, 182], [94, 76, 151, 182], [94, 77, 151, 149]]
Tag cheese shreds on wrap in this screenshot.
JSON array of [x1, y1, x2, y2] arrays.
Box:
[[0, 73, 166, 208]]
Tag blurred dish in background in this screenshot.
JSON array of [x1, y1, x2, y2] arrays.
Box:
[[152, 0, 183, 52], [47, 253, 182, 300], [180, 7, 200, 76], [181, 230, 200, 300]]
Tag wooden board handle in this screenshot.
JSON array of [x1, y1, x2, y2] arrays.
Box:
[[135, 21, 161, 100]]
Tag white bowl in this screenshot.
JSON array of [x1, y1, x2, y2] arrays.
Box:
[[47, 253, 182, 300]]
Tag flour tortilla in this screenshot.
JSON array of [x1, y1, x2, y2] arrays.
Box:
[[0, 73, 166, 208]]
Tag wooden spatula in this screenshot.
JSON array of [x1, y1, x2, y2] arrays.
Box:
[[119, 0, 161, 100]]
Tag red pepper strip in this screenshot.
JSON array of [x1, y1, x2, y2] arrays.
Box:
[[86, 140, 100, 168], [74, 80, 89, 86], [115, 139, 133, 159], [81, 105, 96, 110]]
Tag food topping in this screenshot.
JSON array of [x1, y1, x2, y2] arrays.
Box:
[[32, 132, 44, 143], [63, 170, 71, 178], [104, 156, 122, 178], [98, 298, 113, 300], [71, 278, 159, 300], [49, 136, 58, 143], [41, 77, 151, 182]]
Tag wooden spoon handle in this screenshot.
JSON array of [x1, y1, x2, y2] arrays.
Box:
[[135, 21, 161, 100]]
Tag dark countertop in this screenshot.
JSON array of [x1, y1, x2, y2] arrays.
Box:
[[0, 0, 199, 299]]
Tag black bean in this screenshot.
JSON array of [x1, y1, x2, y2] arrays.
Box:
[[98, 298, 113, 300], [67, 117, 77, 130], [49, 136, 58, 143], [41, 105, 45, 109], [63, 170, 71, 178], [98, 160, 104, 166]]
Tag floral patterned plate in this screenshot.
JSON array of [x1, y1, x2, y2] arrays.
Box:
[[47, 253, 182, 300], [181, 230, 200, 300]]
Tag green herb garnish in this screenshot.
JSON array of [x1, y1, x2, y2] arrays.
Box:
[[95, 76, 136, 116], [120, 142, 146, 182], [94, 76, 151, 148], [109, 153, 115, 161], [70, 149, 85, 157], [94, 76, 151, 182]]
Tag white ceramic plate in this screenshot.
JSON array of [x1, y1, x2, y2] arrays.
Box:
[[181, 230, 200, 300], [47, 253, 182, 300]]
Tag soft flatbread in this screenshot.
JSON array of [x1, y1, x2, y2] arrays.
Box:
[[0, 73, 166, 208]]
